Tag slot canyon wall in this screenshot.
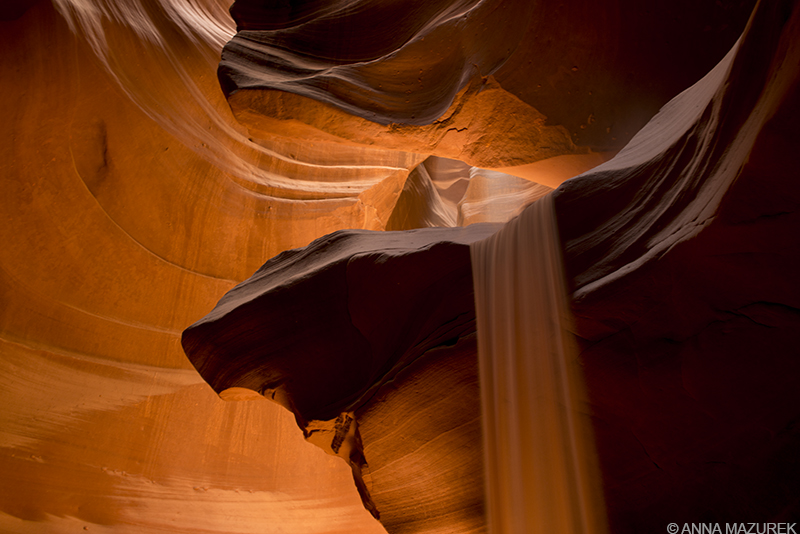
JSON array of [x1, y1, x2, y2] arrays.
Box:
[[2, 0, 798, 534]]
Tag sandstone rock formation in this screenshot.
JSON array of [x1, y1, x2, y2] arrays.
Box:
[[220, 0, 755, 152], [0, 0, 395, 532], [184, 0, 800, 533], [2, 0, 796, 533]]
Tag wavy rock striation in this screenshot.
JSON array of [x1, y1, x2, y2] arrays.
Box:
[[219, 0, 755, 155], [0, 0, 410, 532], [2, 0, 796, 532], [184, 1, 800, 533]]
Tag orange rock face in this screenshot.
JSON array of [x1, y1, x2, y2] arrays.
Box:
[[185, 1, 800, 533], [0, 0, 399, 532], [3, 0, 794, 533]]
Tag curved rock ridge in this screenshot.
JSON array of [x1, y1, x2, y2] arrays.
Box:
[[220, 0, 755, 151], [181, 224, 500, 527], [386, 157, 465, 230], [181, 222, 501, 520], [567, 3, 800, 530], [32, 0, 435, 282], [182, 0, 800, 532], [182, 223, 501, 424], [220, 0, 536, 125], [52, 0, 425, 207], [3, 0, 796, 533], [226, 74, 591, 170], [555, 0, 800, 297], [385, 156, 556, 231], [356, 333, 485, 534], [2, 0, 603, 529], [1, 0, 411, 532]]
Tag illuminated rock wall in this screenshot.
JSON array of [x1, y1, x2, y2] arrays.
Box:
[[0, 0, 399, 532], [4, 0, 796, 533], [185, 1, 800, 533]]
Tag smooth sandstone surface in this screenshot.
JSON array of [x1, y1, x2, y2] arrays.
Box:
[[184, 1, 800, 533], [220, 0, 754, 151], [2, 0, 797, 534], [0, 0, 402, 532]]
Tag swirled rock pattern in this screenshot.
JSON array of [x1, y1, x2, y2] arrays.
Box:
[[0, 0, 403, 532], [184, 1, 800, 533], [2, 0, 795, 533], [220, 0, 754, 153]]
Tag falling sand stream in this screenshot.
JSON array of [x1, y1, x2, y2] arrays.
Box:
[[471, 193, 607, 534]]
